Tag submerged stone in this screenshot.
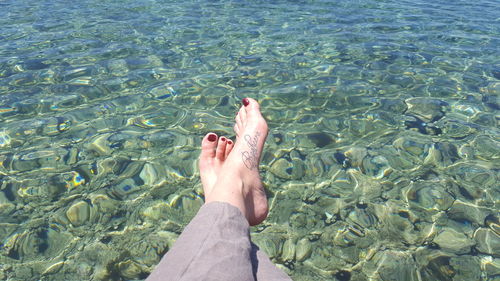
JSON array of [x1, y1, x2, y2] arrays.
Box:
[[117, 259, 145, 279], [449, 255, 481, 281], [481, 256, 500, 278], [363, 250, 419, 281], [269, 156, 305, 180], [281, 239, 296, 263], [433, 228, 474, 254], [295, 238, 312, 262], [66, 201, 91, 226], [360, 155, 392, 179], [423, 142, 459, 167], [405, 97, 448, 123], [447, 200, 492, 226], [404, 181, 454, 212], [474, 228, 500, 257]]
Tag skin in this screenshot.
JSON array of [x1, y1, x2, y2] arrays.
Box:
[[198, 98, 269, 226]]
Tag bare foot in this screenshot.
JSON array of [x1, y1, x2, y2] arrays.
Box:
[[204, 98, 269, 226], [199, 134, 234, 198]]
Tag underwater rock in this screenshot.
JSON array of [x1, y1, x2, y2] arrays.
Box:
[[92, 265, 110, 280], [257, 236, 281, 260], [344, 147, 367, 168], [269, 152, 305, 180], [66, 200, 91, 226], [379, 145, 416, 171], [449, 255, 481, 281], [474, 228, 500, 257], [281, 239, 296, 263], [126, 55, 163, 70], [451, 101, 484, 118], [403, 181, 454, 212], [393, 135, 431, 160], [346, 117, 383, 138], [238, 55, 262, 66], [20, 59, 50, 70], [42, 261, 65, 276], [486, 215, 500, 236], [62, 66, 94, 81], [360, 155, 392, 179], [2, 226, 71, 261], [333, 222, 366, 247], [471, 135, 500, 160], [415, 249, 455, 281], [436, 118, 477, 139], [141, 201, 170, 221], [307, 132, 335, 148], [108, 178, 144, 200], [148, 83, 179, 100], [423, 142, 459, 167], [445, 162, 496, 199], [295, 238, 312, 262], [433, 228, 474, 254], [374, 202, 424, 245], [117, 259, 146, 279], [107, 59, 128, 77], [447, 200, 491, 226], [252, 226, 287, 260], [139, 163, 162, 186], [405, 97, 448, 123], [346, 204, 378, 228], [403, 114, 442, 135], [90, 194, 118, 216], [87, 133, 113, 156], [1, 148, 70, 173], [481, 256, 500, 277], [362, 250, 419, 281]]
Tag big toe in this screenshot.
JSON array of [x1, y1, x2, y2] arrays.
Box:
[[242, 98, 261, 116], [241, 98, 268, 131], [200, 133, 218, 159]]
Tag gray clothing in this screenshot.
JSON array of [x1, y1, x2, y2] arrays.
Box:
[[147, 202, 292, 281]]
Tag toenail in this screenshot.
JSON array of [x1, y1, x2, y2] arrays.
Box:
[[242, 98, 249, 106], [220, 137, 226, 142], [227, 140, 232, 144], [208, 134, 217, 142]]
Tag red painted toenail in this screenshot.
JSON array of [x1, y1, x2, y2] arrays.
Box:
[[208, 134, 217, 142], [220, 137, 226, 142], [228, 140, 233, 144], [242, 98, 249, 106]]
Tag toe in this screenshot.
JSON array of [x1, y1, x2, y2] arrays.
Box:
[[216, 136, 227, 160], [225, 139, 234, 158], [236, 106, 245, 128], [242, 97, 261, 117], [200, 133, 218, 159]]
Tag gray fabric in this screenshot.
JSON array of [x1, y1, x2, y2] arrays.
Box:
[[147, 202, 291, 281]]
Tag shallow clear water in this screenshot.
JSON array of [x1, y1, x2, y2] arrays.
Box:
[[0, 0, 499, 280]]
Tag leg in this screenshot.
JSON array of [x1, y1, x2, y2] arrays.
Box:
[[146, 202, 254, 281], [147, 98, 291, 281]]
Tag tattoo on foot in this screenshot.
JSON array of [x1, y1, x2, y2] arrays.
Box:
[[242, 132, 261, 170]]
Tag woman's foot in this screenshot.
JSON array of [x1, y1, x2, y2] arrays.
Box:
[[199, 134, 234, 197], [199, 98, 269, 226]]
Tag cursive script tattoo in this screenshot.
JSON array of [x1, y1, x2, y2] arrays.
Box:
[[241, 132, 261, 170]]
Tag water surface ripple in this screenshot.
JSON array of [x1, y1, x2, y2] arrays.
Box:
[[0, 0, 499, 280]]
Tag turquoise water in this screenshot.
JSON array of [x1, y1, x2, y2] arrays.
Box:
[[0, 0, 499, 280]]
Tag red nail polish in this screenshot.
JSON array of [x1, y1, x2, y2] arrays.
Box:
[[220, 137, 226, 142], [227, 140, 233, 145], [242, 98, 249, 106], [208, 134, 217, 142]]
